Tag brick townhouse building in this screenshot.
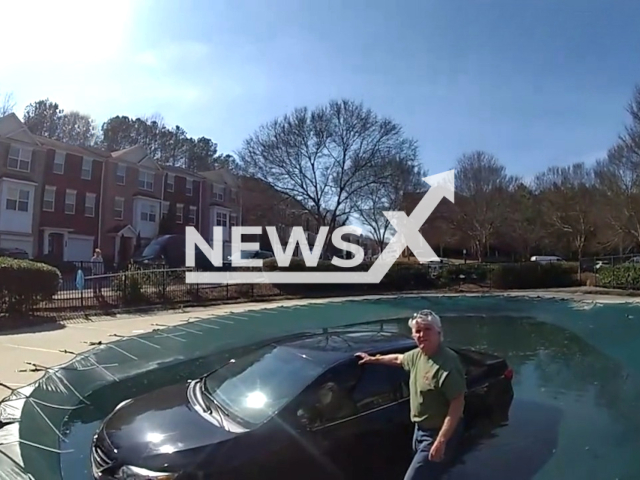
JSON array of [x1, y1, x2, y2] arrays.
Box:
[[0, 111, 383, 267], [198, 168, 242, 259], [0, 113, 206, 266], [239, 175, 320, 256]]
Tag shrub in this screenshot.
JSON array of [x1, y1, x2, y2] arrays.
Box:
[[597, 264, 640, 290], [490, 262, 578, 289], [0, 258, 61, 314], [262, 258, 437, 294], [112, 264, 188, 305], [438, 263, 490, 285]]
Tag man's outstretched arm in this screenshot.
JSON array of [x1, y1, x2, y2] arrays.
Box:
[[354, 352, 404, 367]]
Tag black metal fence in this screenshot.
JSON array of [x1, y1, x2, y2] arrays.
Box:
[[6, 256, 640, 321]]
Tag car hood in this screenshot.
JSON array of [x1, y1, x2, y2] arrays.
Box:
[[101, 382, 242, 470]]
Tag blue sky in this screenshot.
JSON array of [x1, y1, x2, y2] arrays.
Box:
[[2, 0, 640, 180]]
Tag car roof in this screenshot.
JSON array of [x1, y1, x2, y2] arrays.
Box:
[[264, 318, 416, 369]]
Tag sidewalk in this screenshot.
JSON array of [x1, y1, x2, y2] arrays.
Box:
[[0, 296, 346, 402]]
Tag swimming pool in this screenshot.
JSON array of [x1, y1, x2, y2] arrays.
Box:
[[2, 294, 640, 479]]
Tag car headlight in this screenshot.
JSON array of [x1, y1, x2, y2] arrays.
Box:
[[117, 465, 177, 479]]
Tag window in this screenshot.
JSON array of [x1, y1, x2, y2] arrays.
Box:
[[116, 164, 126, 185], [230, 214, 237, 227], [65, 190, 76, 214], [7, 146, 31, 172], [186, 178, 193, 196], [166, 174, 174, 192], [5, 187, 30, 212], [138, 170, 154, 190], [43, 186, 56, 211], [296, 362, 409, 430], [114, 197, 124, 220], [213, 184, 224, 201], [141, 203, 157, 223], [216, 211, 228, 227], [53, 152, 65, 174], [203, 344, 325, 428], [162, 202, 169, 218], [85, 193, 96, 217], [81, 157, 92, 180], [176, 203, 183, 223], [188, 205, 197, 224], [349, 364, 409, 415]]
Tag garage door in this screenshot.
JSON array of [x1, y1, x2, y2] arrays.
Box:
[[66, 236, 94, 262], [0, 236, 33, 258]]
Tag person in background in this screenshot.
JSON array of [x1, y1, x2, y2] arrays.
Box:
[[355, 309, 466, 480], [91, 248, 105, 298]]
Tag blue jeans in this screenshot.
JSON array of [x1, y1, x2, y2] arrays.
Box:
[[404, 420, 464, 480]]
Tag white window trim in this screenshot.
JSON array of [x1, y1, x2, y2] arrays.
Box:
[[53, 152, 65, 174], [186, 178, 193, 196], [65, 189, 76, 214], [176, 203, 183, 223], [188, 205, 197, 224], [138, 170, 154, 191], [43, 186, 56, 212], [114, 197, 124, 220], [81, 157, 93, 180], [5, 187, 30, 212], [215, 210, 229, 227], [167, 174, 174, 192], [116, 163, 126, 185], [212, 183, 224, 201], [85, 193, 96, 217], [8, 145, 32, 172], [140, 203, 158, 223]]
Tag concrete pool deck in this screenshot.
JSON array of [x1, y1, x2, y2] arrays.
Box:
[[1, 288, 639, 401]]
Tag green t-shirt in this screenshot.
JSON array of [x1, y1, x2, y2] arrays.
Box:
[[401, 345, 467, 429]]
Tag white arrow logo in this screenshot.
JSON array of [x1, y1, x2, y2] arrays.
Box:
[[186, 169, 455, 284]]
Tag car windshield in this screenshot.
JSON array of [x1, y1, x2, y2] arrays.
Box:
[[230, 251, 257, 260], [203, 345, 324, 427], [141, 238, 165, 257]]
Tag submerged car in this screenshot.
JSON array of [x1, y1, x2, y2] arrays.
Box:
[[91, 321, 514, 480]]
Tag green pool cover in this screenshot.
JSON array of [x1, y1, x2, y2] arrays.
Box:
[[2, 294, 640, 479]]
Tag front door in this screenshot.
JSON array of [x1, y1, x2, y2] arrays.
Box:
[[118, 237, 133, 266], [48, 233, 65, 261]]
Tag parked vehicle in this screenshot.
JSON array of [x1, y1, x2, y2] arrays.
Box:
[[530, 255, 564, 264], [90, 320, 515, 480], [223, 249, 274, 269], [131, 234, 217, 271], [0, 247, 29, 260]]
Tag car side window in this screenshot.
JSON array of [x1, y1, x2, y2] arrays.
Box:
[[351, 363, 409, 414], [294, 361, 409, 429], [294, 363, 360, 429]]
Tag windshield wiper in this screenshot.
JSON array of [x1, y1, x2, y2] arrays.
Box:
[[196, 358, 236, 428]]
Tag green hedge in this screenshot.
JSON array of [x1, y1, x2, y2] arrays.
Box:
[[489, 262, 578, 289], [262, 258, 438, 295], [597, 264, 640, 289], [0, 258, 61, 314]]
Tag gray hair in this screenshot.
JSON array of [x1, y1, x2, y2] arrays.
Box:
[[408, 309, 443, 339]]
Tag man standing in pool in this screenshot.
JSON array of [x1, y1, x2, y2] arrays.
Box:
[[354, 309, 466, 479]]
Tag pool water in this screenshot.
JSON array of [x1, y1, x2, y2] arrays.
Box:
[[48, 297, 640, 478]]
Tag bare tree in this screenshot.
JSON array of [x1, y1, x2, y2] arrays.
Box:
[[353, 156, 424, 251], [0, 91, 15, 117], [448, 151, 519, 260], [534, 162, 596, 270], [237, 99, 418, 254], [502, 182, 545, 260], [593, 142, 640, 248]]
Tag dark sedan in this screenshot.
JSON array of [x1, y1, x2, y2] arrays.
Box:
[[91, 323, 514, 480]]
